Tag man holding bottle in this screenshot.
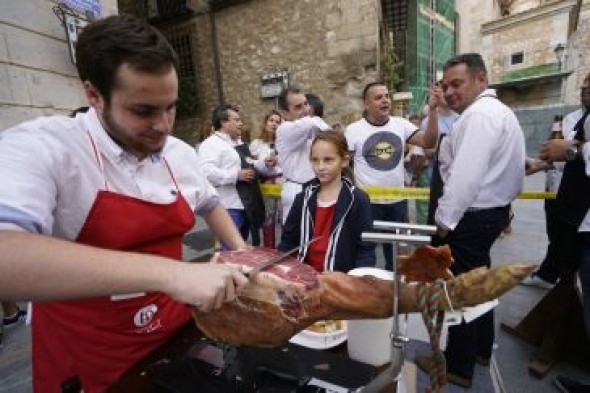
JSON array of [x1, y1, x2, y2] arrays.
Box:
[[541, 71, 590, 392]]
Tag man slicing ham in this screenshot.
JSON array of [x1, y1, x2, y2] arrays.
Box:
[[0, 15, 249, 393]]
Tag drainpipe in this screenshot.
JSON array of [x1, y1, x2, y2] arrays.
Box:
[[210, 9, 224, 104]]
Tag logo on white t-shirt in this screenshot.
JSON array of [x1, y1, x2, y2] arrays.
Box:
[[362, 131, 403, 171]]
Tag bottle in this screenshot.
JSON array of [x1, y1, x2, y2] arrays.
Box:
[[549, 114, 564, 140]]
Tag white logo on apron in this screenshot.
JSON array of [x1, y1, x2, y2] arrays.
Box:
[[134, 304, 158, 327]]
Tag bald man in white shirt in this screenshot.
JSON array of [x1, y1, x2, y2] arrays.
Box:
[[415, 53, 525, 388]]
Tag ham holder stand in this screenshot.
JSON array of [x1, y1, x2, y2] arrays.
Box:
[[147, 221, 436, 393], [354, 221, 436, 393]]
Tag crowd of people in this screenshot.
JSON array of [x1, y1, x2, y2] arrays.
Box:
[[1, 13, 590, 393]]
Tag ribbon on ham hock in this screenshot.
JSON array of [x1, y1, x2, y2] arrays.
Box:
[[193, 246, 535, 347]]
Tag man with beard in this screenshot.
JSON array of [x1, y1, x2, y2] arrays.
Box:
[[541, 71, 590, 393], [345, 82, 438, 270], [415, 53, 525, 388], [0, 15, 249, 393]]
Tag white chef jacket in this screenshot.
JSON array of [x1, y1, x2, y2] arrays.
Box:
[[0, 108, 219, 239], [435, 89, 526, 230], [199, 131, 271, 210]]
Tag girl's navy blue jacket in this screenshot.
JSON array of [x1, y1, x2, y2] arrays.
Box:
[[278, 176, 376, 272]]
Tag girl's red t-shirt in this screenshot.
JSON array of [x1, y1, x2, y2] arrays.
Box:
[[306, 203, 335, 272]]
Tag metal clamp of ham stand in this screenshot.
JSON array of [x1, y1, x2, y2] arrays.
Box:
[[354, 221, 437, 393]]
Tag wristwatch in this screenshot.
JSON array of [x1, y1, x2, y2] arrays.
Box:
[[566, 141, 581, 161]]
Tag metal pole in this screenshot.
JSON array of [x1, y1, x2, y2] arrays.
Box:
[[356, 225, 432, 393]]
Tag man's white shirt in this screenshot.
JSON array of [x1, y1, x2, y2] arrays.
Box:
[[199, 131, 270, 210], [0, 108, 219, 238], [435, 89, 526, 230], [276, 116, 330, 184], [562, 108, 590, 232]]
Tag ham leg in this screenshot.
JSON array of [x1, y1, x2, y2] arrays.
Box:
[[193, 247, 534, 347]]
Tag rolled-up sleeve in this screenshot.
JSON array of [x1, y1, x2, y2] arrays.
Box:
[[0, 126, 59, 235]]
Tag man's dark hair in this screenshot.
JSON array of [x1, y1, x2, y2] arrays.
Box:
[[75, 14, 178, 104], [362, 82, 386, 101], [443, 53, 487, 75], [211, 103, 240, 130], [305, 93, 324, 118], [277, 85, 303, 111]]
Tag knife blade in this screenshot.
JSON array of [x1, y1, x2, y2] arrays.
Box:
[[246, 237, 321, 278]]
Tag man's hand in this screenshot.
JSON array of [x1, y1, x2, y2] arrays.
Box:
[[525, 157, 553, 175], [165, 257, 248, 312], [540, 139, 571, 163], [238, 168, 255, 182], [435, 220, 450, 238], [428, 83, 444, 110], [436, 226, 449, 238]]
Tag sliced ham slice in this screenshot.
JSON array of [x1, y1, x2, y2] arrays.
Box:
[[193, 246, 534, 347]]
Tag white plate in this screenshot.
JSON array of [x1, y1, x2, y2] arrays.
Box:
[[289, 321, 347, 349]]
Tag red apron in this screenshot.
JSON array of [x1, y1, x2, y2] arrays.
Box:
[[32, 135, 196, 393]]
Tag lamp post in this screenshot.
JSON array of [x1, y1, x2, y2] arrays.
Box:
[[554, 43, 565, 70]]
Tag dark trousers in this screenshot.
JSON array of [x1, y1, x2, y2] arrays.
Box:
[[580, 233, 590, 339], [223, 209, 250, 250], [427, 161, 443, 226], [371, 201, 408, 270], [536, 200, 563, 283], [432, 206, 510, 379]]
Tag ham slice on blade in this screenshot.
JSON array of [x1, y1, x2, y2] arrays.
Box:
[[193, 246, 535, 347]]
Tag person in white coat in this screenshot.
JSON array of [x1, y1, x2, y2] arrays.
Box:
[[275, 86, 330, 222]]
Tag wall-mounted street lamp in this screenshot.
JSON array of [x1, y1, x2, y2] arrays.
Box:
[[554, 43, 565, 71]]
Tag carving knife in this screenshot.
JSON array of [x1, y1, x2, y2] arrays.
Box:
[[246, 237, 321, 278]]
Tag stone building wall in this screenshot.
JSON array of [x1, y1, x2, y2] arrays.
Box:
[[0, 0, 117, 130], [563, 1, 590, 105], [208, 0, 381, 138], [455, 0, 498, 53], [481, 1, 573, 84]]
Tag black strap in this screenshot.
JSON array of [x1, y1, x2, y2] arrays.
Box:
[[574, 109, 590, 142], [555, 110, 590, 227], [234, 144, 265, 227]]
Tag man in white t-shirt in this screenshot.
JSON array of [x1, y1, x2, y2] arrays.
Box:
[[276, 86, 330, 222], [345, 82, 438, 269]]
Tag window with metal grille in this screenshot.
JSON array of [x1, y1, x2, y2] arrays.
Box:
[[511, 51, 524, 66], [165, 26, 198, 118], [144, 0, 192, 21]]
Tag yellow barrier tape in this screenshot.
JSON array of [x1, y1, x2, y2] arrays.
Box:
[[259, 184, 556, 200]]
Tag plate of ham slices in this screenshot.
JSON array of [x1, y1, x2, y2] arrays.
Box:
[[289, 320, 347, 349]]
